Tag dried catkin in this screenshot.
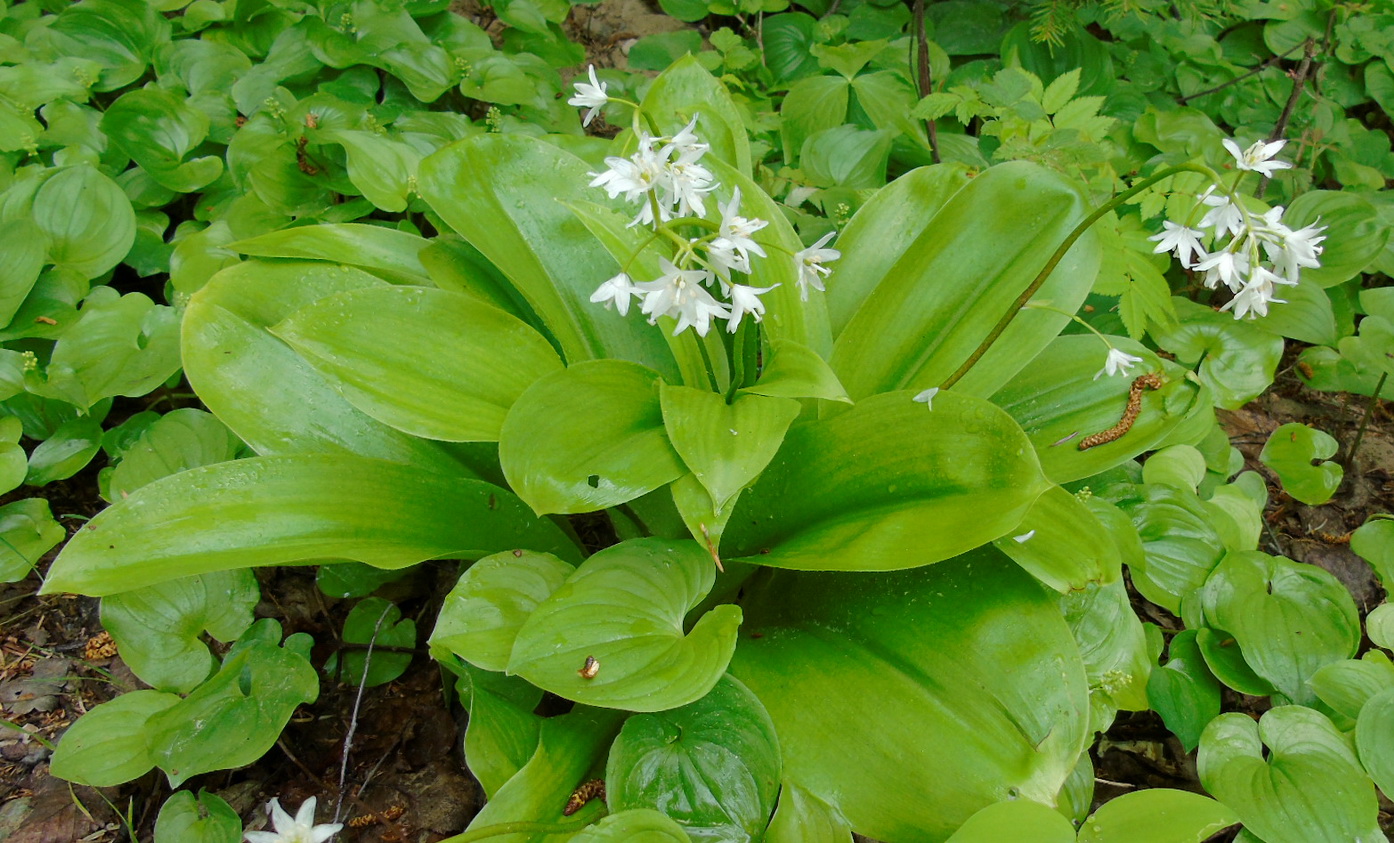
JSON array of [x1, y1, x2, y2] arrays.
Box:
[[1078, 373, 1164, 450], [564, 779, 606, 816]]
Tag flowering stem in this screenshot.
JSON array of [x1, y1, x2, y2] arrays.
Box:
[[939, 163, 1220, 391], [1021, 301, 1116, 348]]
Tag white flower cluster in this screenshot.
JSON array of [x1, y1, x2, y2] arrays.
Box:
[[569, 69, 840, 337], [1149, 138, 1326, 320]]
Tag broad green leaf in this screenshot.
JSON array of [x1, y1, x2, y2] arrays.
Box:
[[1065, 577, 1151, 724], [153, 790, 241, 843], [49, 689, 181, 787], [500, 360, 685, 515], [183, 261, 481, 473], [944, 799, 1076, 843], [1147, 630, 1221, 752], [1261, 279, 1338, 346], [229, 224, 433, 285], [640, 55, 752, 176], [106, 408, 239, 501], [100, 569, 259, 694], [991, 337, 1200, 484], [1197, 551, 1360, 706], [725, 392, 1050, 571], [25, 414, 102, 486], [571, 810, 690, 842], [1153, 299, 1284, 409], [100, 88, 222, 192], [765, 781, 852, 843], [26, 288, 181, 410], [46, 0, 167, 90], [994, 484, 1118, 592], [607, 675, 780, 841], [731, 551, 1089, 841], [1099, 483, 1226, 614], [509, 538, 740, 712], [780, 75, 850, 165], [430, 550, 575, 673], [1356, 688, 1394, 800], [800, 126, 893, 189], [29, 164, 135, 279], [463, 707, 624, 841], [42, 454, 578, 597], [1283, 190, 1387, 288], [451, 663, 544, 799], [327, 597, 415, 687], [1198, 707, 1381, 843], [1142, 444, 1206, 492], [148, 621, 318, 787], [0, 498, 65, 583], [628, 31, 703, 72], [317, 129, 420, 212], [1311, 652, 1394, 723], [1368, 603, 1394, 650], [660, 384, 800, 514], [739, 339, 850, 403], [1195, 627, 1277, 698], [0, 218, 46, 327], [762, 14, 822, 83], [828, 160, 1100, 399], [1259, 422, 1343, 505], [272, 286, 563, 442], [417, 134, 681, 381], [1076, 789, 1239, 843]]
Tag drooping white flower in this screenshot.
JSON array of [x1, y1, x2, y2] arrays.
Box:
[[715, 188, 767, 260], [1093, 347, 1144, 381], [567, 65, 609, 127], [590, 272, 643, 316], [662, 155, 716, 219], [636, 258, 730, 336], [1271, 220, 1327, 283], [589, 144, 666, 206], [793, 231, 840, 300], [725, 283, 777, 332], [665, 116, 709, 162], [244, 797, 341, 843], [912, 387, 939, 409], [1222, 138, 1293, 178], [1194, 248, 1251, 293], [706, 238, 751, 281], [1149, 220, 1208, 269], [1221, 266, 1291, 320], [1198, 189, 1245, 237]]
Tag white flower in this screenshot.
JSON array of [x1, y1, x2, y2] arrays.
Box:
[[793, 232, 839, 300], [1194, 248, 1250, 293], [1271, 220, 1327, 282], [662, 155, 716, 219], [589, 145, 665, 206], [665, 116, 708, 162], [1093, 347, 1143, 381], [1222, 138, 1293, 178], [1221, 266, 1291, 320], [1198, 188, 1245, 237], [590, 272, 642, 316], [1149, 220, 1208, 269], [912, 387, 939, 409], [725, 283, 777, 332], [567, 65, 609, 127], [706, 238, 751, 280], [636, 258, 730, 336], [715, 188, 767, 260], [244, 797, 341, 843]]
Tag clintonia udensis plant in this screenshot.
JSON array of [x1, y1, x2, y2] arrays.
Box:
[[40, 57, 1336, 842]]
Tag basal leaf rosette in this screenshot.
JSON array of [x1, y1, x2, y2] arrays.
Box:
[[507, 538, 741, 712]]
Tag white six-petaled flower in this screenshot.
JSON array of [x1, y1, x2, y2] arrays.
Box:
[[794, 232, 840, 301], [1222, 138, 1293, 178], [590, 272, 642, 316], [725, 283, 777, 332], [635, 258, 730, 336], [1094, 347, 1144, 381], [1149, 221, 1207, 268], [567, 65, 609, 127], [244, 797, 341, 843]]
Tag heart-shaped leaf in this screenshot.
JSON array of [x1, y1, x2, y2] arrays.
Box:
[[430, 550, 575, 672], [570, 809, 691, 842], [153, 790, 242, 843], [1147, 630, 1221, 752], [49, 689, 181, 786], [1259, 422, 1343, 505], [1153, 299, 1284, 410], [327, 597, 416, 687], [1098, 483, 1226, 614]]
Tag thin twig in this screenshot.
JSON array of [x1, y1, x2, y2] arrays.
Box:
[[332, 605, 392, 828], [913, 0, 940, 163], [1346, 371, 1387, 468], [1176, 40, 1305, 104], [1258, 38, 1316, 198]]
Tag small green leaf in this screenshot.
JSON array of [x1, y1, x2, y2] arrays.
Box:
[[509, 538, 741, 712], [430, 550, 575, 672], [25, 414, 103, 487], [1356, 688, 1394, 800], [1076, 789, 1239, 843], [1099, 483, 1225, 614], [451, 663, 543, 799], [1147, 630, 1221, 753], [49, 690, 181, 786], [106, 409, 240, 501], [1368, 603, 1394, 651], [153, 790, 241, 843], [1259, 422, 1343, 505], [739, 339, 850, 403], [100, 88, 222, 192], [0, 498, 65, 583], [944, 799, 1076, 843], [1352, 518, 1394, 588], [607, 675, 781, 841], [1142, 444, 1207, 492], [1310, 652, 1394, 723], [628, 31, 703, 71], [570, 809, 691, 842], [327, 597, 416, 687], [1065, 577, 1151, 723], [765, 780, 852, 843], [30, 164, 135, 279], [315, 562, 409, 600]]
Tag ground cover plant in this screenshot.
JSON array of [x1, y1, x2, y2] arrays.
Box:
[[2, 0, 1394, 840]]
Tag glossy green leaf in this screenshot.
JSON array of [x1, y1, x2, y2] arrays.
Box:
[[328, 597, 415, 687], [430, 550, 575, 672], [995, 485, 1118, 592], [29, 164, 135, 279], [829, 160, 1100, 399], [25, 413, 102, 486], [0, 498, 65, 583], [765, 780, 852, 843], [148, 620, 318, 787], [1356, 688, 1394, 800], [1153, 299, 1283, 409], [1261, 279, 1339, 346], [43, 454, 578, 597], [153, 790, 241, 843], [1311, 652, 1394, 723], [739, 339, 850, 403], [451, 663, 544, 799], [1195, 627, 1277, 698], [501, 360, 685, 515], [0, 218, 46, 327], [607, 675, 780, 841], [509, 538, 740, 712], [229, 224, 433, 285], [1142, 444, 1206, 492], [1147, 630, 1221, 753], [731, 551, 1089, 841], [991, 335, 1200, 484], [726, 392, 1050, 571], [417, 134, 680, 381], [183, 261, 481, 473], [1283, 190, 1388, 288], [640, 55, 751, 176], [100, 569, 259, 694], [780, 75, 849, 163], [1065, 577, 1151, 723], [49, 689, 181, 786], [1197, 550, 1360, 705], [800, 126, 893, 189], [1259, 422, 1343, 505], [100, 88, 222, 192], [944, 799, 1076, 843], [317, 129, 420, 212], [1076, 789, 1239, 843], [106, 408, 240, 502], [46, 0, 166, 90], [1198, 707, 1381, 843], [272, 286, 563, 442], [571, 810, 691, 842], [660, 385, 800, 514], [315, 562, 408, 600], [1368, 603, 1394, 650], [1100, 483, 1226, 614]]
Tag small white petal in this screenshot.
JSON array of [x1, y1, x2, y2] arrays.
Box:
[[1013, 530, 1036, 543], [912, 387, 939, 409]]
